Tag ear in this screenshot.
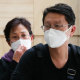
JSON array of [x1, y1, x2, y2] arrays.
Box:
[[70, 25, 76, 37], [30, 34, 34, 41], [7, 40, 11, 46]]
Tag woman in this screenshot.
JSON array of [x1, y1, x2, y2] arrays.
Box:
[[0, 17, 33, 80]]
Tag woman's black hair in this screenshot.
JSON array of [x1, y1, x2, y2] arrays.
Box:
[[4, 17, 33, 41]]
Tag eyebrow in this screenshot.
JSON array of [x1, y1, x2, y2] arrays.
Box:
[[21, 31, 27, 33], [12, 31, 28, 34], [53, 20, 62, 24], [45, 20, 62, 25]]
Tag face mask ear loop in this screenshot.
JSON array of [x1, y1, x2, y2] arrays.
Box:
[[64, 26, 73, 40], [64, 26, 73, 33]]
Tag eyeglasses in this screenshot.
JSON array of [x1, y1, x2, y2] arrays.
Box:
[[41, 24, 71, 30]]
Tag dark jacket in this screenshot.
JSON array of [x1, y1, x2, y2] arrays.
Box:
[[0, 59, 17, 80], [11, 44, 80, 80]]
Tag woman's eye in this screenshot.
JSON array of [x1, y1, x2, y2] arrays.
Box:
[[44, 25, 51, 28], [22, 35, 26, 37], [11, 36, 18, 40], [12, 36, 17, 39], [46, 25, 50, 28]]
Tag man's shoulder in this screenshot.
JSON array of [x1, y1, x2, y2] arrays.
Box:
[[22, 43, 47, 59], [69, 44, 80, 54], [69, 44, 80, 65], [18, 43, 48, 66]]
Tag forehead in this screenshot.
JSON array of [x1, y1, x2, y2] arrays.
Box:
[[10, 24, 29, 34], [44, 13, 68, 24]]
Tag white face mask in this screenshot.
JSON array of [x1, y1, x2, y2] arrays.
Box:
[[44, 27, 72, 48], [11, 39, 31, 51]]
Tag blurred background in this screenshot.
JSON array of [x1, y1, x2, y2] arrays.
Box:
[[0, 0, 80, 57]]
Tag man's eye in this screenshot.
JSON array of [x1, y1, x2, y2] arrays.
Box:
[[54, 24, 60, 27], [54, 24, 62, 27]]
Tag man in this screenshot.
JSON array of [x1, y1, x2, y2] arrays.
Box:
[[11, 3, 80, 80]]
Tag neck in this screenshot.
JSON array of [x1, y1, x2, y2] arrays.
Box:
[[49, 43, 68, 69]]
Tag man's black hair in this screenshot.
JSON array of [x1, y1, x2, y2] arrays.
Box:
[[4, 17, 33, 42], [42, 3, 76, 26]]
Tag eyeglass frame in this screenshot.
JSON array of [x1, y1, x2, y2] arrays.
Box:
[[41, 24, 71, 30]]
